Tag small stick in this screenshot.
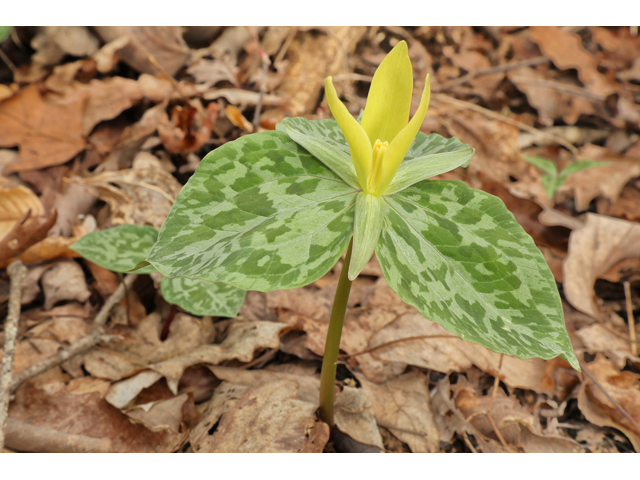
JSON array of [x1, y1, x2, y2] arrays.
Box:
[[436, 56, 549, 91], [9, 274, 137, 393], [432, 92, 580, 156], [0, 48, 17, 75], [623, 281, 638, 357], [343, 334, 459, 359], [486, 354, 508, 448], [252, 49, 271, 129], [0, 260, 28, 452]]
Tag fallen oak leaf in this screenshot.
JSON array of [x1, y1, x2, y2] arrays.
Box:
[[0, 85, 87, 173], [190, 380, 329, 453], [563, 213, 640, 319]]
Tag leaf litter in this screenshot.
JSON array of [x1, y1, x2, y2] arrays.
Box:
[[1, 26, 640, 452]]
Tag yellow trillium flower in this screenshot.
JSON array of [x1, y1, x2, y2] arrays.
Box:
[[325, 40, 431, 196]]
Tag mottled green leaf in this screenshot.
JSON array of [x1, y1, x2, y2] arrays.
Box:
[[404, 131, 472, 162], [161, 276, 246, 317], [377, 180, 579, 370], [71, 224, 159, 274], [279, 121, 360, 189], [349, 192, 385, 281], [147, 131, 358, 291], [385, 148, 474, 195]]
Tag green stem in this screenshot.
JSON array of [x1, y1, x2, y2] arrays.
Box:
[[318, 238, 354, 428]]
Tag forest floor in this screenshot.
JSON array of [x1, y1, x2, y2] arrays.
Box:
[[1, 26, 640, 452]]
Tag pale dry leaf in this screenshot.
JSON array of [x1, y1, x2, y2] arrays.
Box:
[[71, 153, 182, 229], [334, 386, 384, 450], [358, 371, 440, 453], [125, 392, 193, 434], [208, 365, 319, 404], [575, 323, 638, 369], [578, 355, 640, 451], [94, 26, 189, 77], [9, 382, 180, 452], [106, 371, 163, 409], [40, 260, 91, 310], [191, 380, 329, 453], [187, 58, 238, 86], [563, 213, 640, 319], [455, 383, 583, 452]]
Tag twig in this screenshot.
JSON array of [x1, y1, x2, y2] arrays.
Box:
[[9, 274, 137, 393], [252, 49, 271, 129], [342, 334, 459, 359], [0, 260, 27, 452], [486, 354, 508, 448], [4, 418, 112, 453], [432, 92, 580, 156], [0, 48, 17, 75], [461, 430, 478, 453], [274, 27, 299, 65], [623, 281, 638, 357], [579, 359, 640, 434], [435, 56, 549, 91], [509, 75, 604, 101]]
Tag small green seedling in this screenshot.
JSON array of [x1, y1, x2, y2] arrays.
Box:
[[75, 42, 579, 428], [524, 155, 609, 199]]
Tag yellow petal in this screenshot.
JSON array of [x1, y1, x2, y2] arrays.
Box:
[[360, 40, 413, 145], [375, 74, 431, 195], [325, 76, 372, 189]]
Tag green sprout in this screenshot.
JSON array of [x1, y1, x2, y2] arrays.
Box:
[[523, 155, 609, 199], [73, 41, 579, 430]]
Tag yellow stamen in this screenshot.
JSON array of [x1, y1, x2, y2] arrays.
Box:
[[367, 139, 388, 193]]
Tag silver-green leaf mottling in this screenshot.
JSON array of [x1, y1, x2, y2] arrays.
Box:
[[160, 276, 246, 317], [349, 192, 385, 281], [71, 224, 159, 274], [147, 131, 358, 291], [376, 180, 579, 370]]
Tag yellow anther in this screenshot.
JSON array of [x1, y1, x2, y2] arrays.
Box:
[[367, 139, 388, 193]]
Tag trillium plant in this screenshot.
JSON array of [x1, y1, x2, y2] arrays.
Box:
[[73, 41, 579, 428]]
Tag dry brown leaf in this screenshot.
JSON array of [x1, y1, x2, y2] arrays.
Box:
[[209, 365, 320, 404], [9, 382, 181, 452], [455, 383, 583, 452], [0, 186, 58, 267], [93, 314, 287, 397], [40, 260, 91, 310], [529, 26, 617, 97], [358, 371, 440, 453], [563, 213, 640, 319], [31, 26, 100, 68], [575, 324, 638, 369], [71, 153, 182, 229], [94, 27, 189, 77], [187, 58, 238, 86], [559, 144, 640, 212], [0, 185, 45, 237], [225, 104, 254, 132], [334, 386, 384, 450], [158, 102, 219, 153], [190, 380, 329, 453], [0, 85, 87, 173], [279, 26, 366, 116], [578, 355, 640, 451], [125, 392, 195, 434]]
